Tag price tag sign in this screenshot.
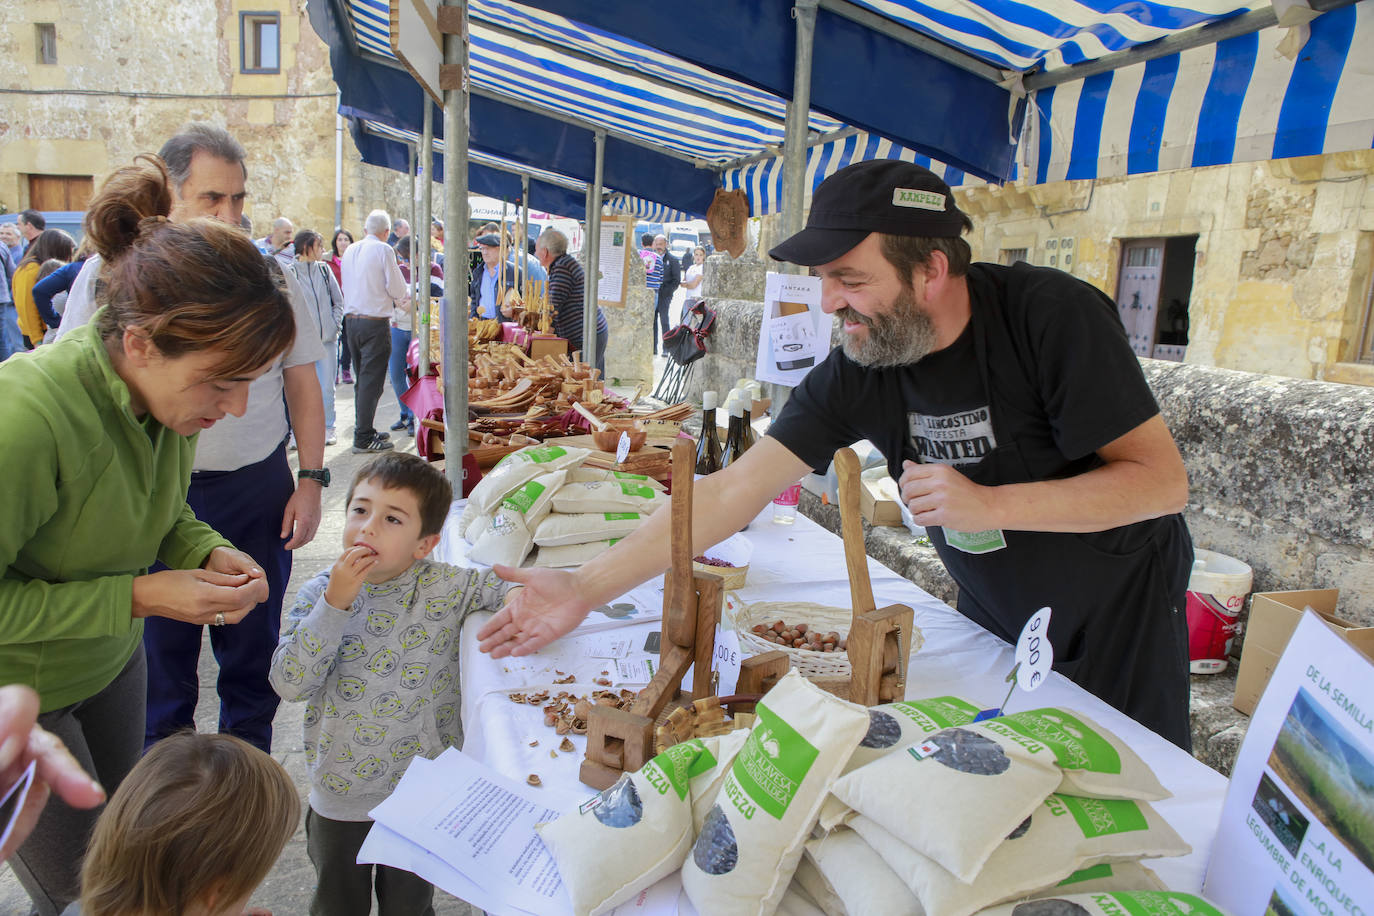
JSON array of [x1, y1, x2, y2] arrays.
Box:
[[711, 626, 742, 696], [1013, 606, 1054, 693], [615, 432, 632, 465]]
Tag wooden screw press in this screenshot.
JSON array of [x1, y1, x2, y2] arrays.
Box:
[[811, 447, 916, 705], [580, 439, 725, 790]]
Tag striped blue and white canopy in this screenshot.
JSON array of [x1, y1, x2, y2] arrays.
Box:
[[319, 0, 1374, 218]]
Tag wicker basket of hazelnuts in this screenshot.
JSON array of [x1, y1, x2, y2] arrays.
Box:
[[734, 601, 853, 680]]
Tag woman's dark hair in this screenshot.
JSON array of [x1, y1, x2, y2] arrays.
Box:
[[294, 230, 322, 259], [330, 228, 354, 258], [18, 228, 76, 270], [88, 155, 295, 379]]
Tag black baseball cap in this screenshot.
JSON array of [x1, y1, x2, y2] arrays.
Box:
[[769, 159, 969, 266]]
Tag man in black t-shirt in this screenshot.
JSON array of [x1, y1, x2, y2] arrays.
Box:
[[476, 160, 1195, 750]]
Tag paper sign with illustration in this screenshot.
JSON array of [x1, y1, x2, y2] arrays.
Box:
[[1203, 611, 1374, 915], [755, 272, 829, 386]]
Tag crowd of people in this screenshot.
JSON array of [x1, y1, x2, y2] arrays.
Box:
[[0, 127, 1197, 916]]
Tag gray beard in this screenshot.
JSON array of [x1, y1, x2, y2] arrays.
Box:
[[836, 286, 939, 368]]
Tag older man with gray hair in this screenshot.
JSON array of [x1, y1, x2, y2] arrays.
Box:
[[535, 227, 608, 375], [341, 209, 408, 452]]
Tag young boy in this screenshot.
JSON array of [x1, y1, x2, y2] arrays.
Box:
[[270, 452, 515, 916]]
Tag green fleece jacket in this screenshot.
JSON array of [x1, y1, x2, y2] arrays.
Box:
[[0, 323, 234, 712]]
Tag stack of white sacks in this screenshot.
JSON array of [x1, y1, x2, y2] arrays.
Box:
[[458, 444, 667, 569], [533, 670, 1224, 916]]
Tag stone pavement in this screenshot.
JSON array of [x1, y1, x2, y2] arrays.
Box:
[[0, 381, 481, 916]]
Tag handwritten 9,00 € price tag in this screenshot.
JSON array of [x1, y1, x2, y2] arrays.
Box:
[[712, 626, 742, 696], [615, 431, 632, 465], [1014, 606, 1054, 693]]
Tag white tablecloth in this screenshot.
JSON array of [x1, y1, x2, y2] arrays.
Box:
[[437, 500, 1225, 894]]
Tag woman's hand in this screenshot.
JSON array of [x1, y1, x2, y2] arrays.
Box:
[[0, 685, 105, 862], [323, 545, 378, 610], [130, 553, 267, 625], [476, 565, 594, 658]]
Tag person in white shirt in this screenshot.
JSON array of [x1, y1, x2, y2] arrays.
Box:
[[340, 210, 407, 453], [53, 123, 327, 763]]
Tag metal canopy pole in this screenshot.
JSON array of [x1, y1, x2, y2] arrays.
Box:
[[441, 0, 470, 487], [583, 130, 605, 366], [520, 173, 530, 292], [408, 139, 419, 336], [418, 96, 434, 379]]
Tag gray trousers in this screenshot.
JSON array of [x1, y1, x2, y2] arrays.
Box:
[[306, 808, 436, 916], [345, 316, 392, 445], [11, 646, 147, 916]]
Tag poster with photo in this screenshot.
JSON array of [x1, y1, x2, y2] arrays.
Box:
[[754, 272, 830, 386], [1204, 612, 1374, 915]]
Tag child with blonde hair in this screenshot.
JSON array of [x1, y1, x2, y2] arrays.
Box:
[[70, 732, 299, 916]]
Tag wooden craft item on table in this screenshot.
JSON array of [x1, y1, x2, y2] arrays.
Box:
[[706, 187, 750, 258], [809, 447, 915, 706], [580, 440, 725, 790]]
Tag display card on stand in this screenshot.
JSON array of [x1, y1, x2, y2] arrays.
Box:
[[1203, 611, 1374, 915]]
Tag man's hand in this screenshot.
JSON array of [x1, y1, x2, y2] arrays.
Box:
[[281, 485, 323, 550], [899, 460, 999, 531], [324, 545, 378, 610], [476, 565, 592, 658], [0, 685, 105, 862]]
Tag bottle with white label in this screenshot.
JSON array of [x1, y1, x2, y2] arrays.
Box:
[[719, 393, 748, 470], [695, 390, 723, 476]]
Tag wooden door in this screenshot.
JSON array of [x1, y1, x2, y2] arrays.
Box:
[[28, 175, 94, 212], [1117, 240, 1164, 358]]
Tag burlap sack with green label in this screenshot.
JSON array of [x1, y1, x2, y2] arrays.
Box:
[[534, 512, 646, 547], [850, 793, 1189, 916], [830, 720, 1063, 881], [797, 826, 921, 916], [536, 739, 713, 916], [552, 480, 667, 515], [688, 728, 750, 833], [532, 538, 622, 568], [467, 470, 566, 568], [974, 891, 1228, 916], [986, 709, 1169, 801], [818, 696, 981, 830], [681, 671, 869, 916], [567, 467, 666, 491], [1029, 861, 1164, 898], [466, 444, 591, 515]]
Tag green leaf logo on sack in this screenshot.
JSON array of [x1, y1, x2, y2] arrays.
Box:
[[611, 471, 649, 481], [619, 482, 656, 499], [500, 480, 546, 515], [730, 702, 819, 820], [1089, 892, 1228, 916], [496, 445, 567, 468], [1046, 794, 1148, 838], [603, 512, 640, 521], [995, 708, 1122, 773], [889, 695, 980, 732]]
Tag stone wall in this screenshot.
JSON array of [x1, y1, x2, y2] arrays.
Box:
[[600, 240, 656, 386], [955, 152, 1374, 387], [686, 288, 1374, 628], [0, 0, 417, 239]]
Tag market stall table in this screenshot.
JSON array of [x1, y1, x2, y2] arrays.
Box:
[[435, 501, 1226, 900]]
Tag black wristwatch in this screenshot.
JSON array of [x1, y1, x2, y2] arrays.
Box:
[[298, 468, 331, 487]]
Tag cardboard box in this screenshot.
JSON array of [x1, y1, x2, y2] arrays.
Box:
[[528, 335, 568, 360], [1232, 589, 1374, 715], [859, 477, 903, 526]]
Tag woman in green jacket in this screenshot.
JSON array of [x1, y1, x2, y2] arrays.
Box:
[[0, 156, 296, 916]]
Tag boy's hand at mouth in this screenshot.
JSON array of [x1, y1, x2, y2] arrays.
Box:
[[324, 544, 379, 609]]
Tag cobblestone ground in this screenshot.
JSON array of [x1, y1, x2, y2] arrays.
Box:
[[0, 381, 480, 916]]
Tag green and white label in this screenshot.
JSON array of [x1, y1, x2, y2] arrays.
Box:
[[619, 483, 655, 499], [1095, 892, 1228, 916], [500, 480, 545, 515], [1046, 794, 1147, 838], [644, 739, 707, 800], [604, 512, 640, 521], [730, 702, 819, 820], [943, 527, 1007, 554], [892, 188, 947, 211], [1057, 863, 1115, 886], [611, 471, 649, 482], [890, 696, 980, 732], [995, 708, 1121, 773]]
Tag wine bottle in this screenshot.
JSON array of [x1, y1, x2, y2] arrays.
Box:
[[719, 393, 747, 470], [695, 391, 723, 476]]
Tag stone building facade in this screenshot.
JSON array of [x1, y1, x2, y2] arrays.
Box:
[[0, 0, 422, 241]]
